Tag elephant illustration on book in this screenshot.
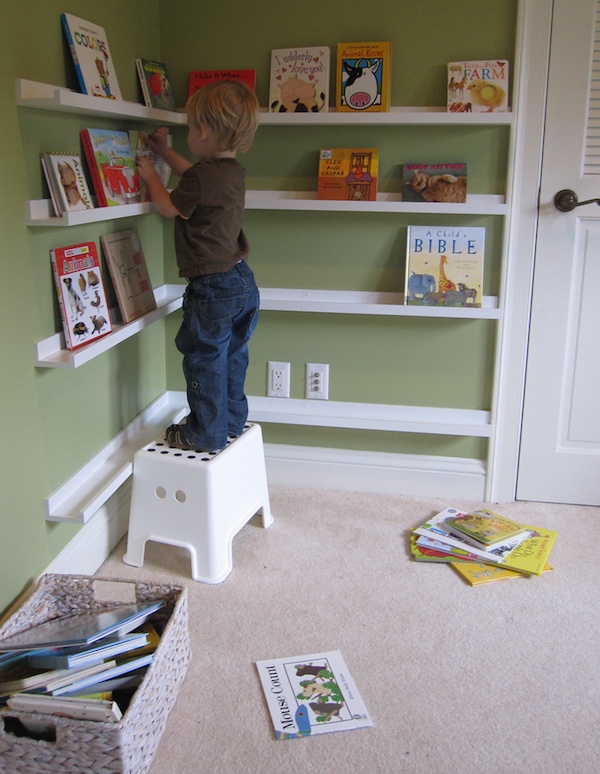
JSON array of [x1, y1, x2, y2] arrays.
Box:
[[407, 272, 436, 302]]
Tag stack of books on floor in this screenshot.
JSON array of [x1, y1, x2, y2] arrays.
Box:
[[411, 507, 557, 585], [0, 600, 164, 726]]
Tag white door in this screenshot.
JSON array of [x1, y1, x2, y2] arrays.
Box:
[[517, 0, 600, 504]]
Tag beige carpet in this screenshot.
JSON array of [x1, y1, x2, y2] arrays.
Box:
[[98, 487, 600, 774]]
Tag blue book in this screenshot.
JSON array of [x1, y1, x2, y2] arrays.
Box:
[[51, 654, 154, 696], [27, 631, 149, 670]]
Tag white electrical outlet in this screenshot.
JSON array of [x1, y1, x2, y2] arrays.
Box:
[[267, 361, 291, 398], [306, 363, 329, 400]]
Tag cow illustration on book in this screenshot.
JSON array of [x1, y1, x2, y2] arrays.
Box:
[[271, 77, 326, 113], [341, 59, 382, 110]]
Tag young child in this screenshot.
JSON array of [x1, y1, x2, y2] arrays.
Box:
[[135, 80, 260, 452]]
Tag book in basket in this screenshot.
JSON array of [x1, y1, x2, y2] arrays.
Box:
[[40, 152, 94, 217], [402, 162, 467, 204], [447, 60, 509, 113], [100, 228, 157, 323], [317, 148, 379, 201], [50, 241, 113, 350], [405, 225, 484, 307], [136, 58, 177, 111], [80, 128, 141, 207], [61, 13, 122, 100], [336, 42, 392, 112], [269, 47, 330, 113], [188, 69, 256, 98], [255, 650, 372, 739]]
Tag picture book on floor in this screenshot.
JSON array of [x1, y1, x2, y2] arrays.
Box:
[[317, 148, 379, 201], [405, 225, 484, 307], [402, 163, 467, 204], [49, 241, 113, 351], [447, 60, 509, 113], [255, 650, 373, 739], [136, 58, 177, 111], [336, 42, 392, 112], [269, 46, 330, 113], [61, 13, 122, 100], [188, 69, 256, 98], [100, 228, 157, 323], [80, 129, 141, 207], [40, 152, 95, 216], [451, 561, 553, 586]]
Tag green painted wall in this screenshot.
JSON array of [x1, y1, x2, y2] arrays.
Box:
[[0, 0, 516, 613]]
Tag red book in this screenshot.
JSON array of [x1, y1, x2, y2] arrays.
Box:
[[187, 69, 256, 98]]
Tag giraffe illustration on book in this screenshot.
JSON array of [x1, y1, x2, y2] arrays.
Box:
[[438, 255, 457, 293]]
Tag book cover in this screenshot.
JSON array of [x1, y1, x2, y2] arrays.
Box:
[[412, 534, 480, 562], [136, 58, 177, 111], [49, 241, 113, 351], [60, 13, 122, 100], [128, 130, 172, 201], [410, 534, 478, 563], [27, 631, 149, 670], [317, 148, 379, 201], [100, 228, 157, 323], [496, 526, 558, 576], [451, 561, 553, 586], [445, 509, 527, 546], [51, 653, 154, 696], [80, 129, 141, 207], [336, 42, 392, 112], [188, 69, 256, 98], [403, 163, 467, 204], [269, 47, 330, 113], [40, 152, 94, 216], [0, 659, 115, 694], [447, 60, 509, 113], [256, 650, 372, 739], [405, 225, 484, 307]]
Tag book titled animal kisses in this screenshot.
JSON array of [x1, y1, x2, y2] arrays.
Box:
[[405, 225, 484, 307], [51, 241, 112, 350]]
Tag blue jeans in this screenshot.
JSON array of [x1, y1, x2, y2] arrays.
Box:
[[175, 261, 259, 449]]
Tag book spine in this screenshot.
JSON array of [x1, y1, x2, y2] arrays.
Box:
[[80, 131, 107, 207], [61, 14, 87, 95], [136, 59, 152, 108], [50, 250, 75, 351]]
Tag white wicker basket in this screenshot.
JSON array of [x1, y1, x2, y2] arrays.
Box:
[[0, 574, 190, 773]]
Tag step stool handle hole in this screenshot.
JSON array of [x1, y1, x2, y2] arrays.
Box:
[[175, 490, 187, 503], [155, 486, 167, 499]]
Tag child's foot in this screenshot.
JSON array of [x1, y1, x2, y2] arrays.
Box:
[[165, 424, 222, 453]]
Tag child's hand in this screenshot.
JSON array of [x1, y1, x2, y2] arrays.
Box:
[[135, 156, 158, 184], [143, 127, 170, 155]]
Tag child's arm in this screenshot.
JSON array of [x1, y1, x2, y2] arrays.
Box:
[[135, 157, 181, 218], [144, 127, 192, 177]]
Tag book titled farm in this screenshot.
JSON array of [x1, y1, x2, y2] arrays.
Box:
[[336, 42, 392, 112], [255, 650, 373, 740], [80, 129, 141, 207], [403, 163, 467, 204], [188, 69, 256, 98], [136, 58, 177, 111], [61, 13, 122, 100], [317, 148, 379, 201], [269, 47, 330, 113], [50, 241, 112, 350], [447, 60, 509, 113], [40, 152, 94, 216], [405, 225, 484, 307], [100, 228, 157, 323]]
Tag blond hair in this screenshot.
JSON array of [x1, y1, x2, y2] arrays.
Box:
[[186, 80, 259, 153]]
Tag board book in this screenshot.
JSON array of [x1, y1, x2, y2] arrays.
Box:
[[445, 509, 527, 547], [317, 148, 379, 201], [451, 561, 553, 586], [405, 225, 484, 307], [447, 60, 509, 113], [49, 241, 113, 351], [100, 228, 157, 323], [256, 650, 372, 739], [61, 13, 122, 100], [336, 42, 392, 112], [403, 162, 467, 204], [136, 58, 177, 111], [128, 130, 172, 201], [188, 69, 256, 98], [80, 129, 141, 207], [269, 47, 330, 113], [40, 152, 94, 217]]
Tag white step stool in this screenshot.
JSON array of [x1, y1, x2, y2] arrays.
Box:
[[123, 422, 273, 584]]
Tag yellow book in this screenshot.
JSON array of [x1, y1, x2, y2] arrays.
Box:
[[452, 561, 553, 586], [317, 148, 379, 201], [336, 42, 392, 112]]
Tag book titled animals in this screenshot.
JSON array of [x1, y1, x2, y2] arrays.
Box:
[[317, 148, 379, 201], [40, 152, 94, 216], [255, 650, 372, 740], [336, 42, 392, 112], [136, 58, 177, 111], [405, 225, 484, 307], [61, 13, 122, 100], [80, 129, 141, 207], [188, 69, 256, 98], [50, 241, 112, 350], [100, 228, 157, 323], [269, 47, 330, 113], [447, 60, 509, 113], [403, 163, 467, 204]]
